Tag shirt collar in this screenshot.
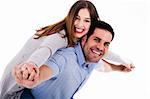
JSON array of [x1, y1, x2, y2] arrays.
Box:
[[74, 42, 99, 69], [74, 42, 86, 68]]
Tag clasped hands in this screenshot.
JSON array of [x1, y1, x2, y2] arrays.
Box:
[[12, 62, 40, 88]]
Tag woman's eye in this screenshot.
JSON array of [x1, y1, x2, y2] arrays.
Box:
[[85, 20, 90, 22], [75, 16, 80, 20]]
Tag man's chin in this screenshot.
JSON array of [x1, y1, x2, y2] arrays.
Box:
[[89, 59, 100, 63]]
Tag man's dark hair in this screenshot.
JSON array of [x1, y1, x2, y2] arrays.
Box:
[[87, 21, 115, 41]]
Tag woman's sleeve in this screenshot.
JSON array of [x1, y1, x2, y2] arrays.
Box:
[[95, 51, 132, 72], [26, 33, 68, 67], [102, 51, 132, 65]]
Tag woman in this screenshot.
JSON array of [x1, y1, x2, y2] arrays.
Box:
[[0, 0, 133, 99]]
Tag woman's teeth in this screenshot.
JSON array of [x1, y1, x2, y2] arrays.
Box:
[[76, 28, 84, 33]]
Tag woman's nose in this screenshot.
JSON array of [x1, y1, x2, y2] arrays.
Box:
[[77, 20, 84, 27]]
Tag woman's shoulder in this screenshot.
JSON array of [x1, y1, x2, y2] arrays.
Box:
[[59, 30, 66, 35]]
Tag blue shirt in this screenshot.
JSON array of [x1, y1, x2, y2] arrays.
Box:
[[31, 42, 99, 99]]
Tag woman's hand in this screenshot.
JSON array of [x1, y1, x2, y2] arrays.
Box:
[[12, 62, 40, 88]]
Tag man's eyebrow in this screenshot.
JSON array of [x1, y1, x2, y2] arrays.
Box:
[[105, 42, 110, 45], [94, 36, 111, 44], [95, 37, 101, 40]]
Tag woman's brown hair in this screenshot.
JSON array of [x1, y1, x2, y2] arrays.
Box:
[[35, 0, 100, 46]]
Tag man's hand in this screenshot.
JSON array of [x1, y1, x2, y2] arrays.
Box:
[[107, 63, 135, 72], [12, 62, 40, 88], [101, 59, 135, 72], [118, 63, 135, 72]]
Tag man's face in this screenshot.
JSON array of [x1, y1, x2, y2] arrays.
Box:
[[82, 28, 112, 63]]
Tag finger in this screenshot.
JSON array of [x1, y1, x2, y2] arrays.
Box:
[[130, 64, 135, 69], [28, 70, 36, 81], [14, 63, 29, 80], [12, 67, 16, 77], [21, 64, 28, 71], [32, 67, 40, 80], [125, 64, 135, 71], [33, 68, 40, 81], [12, 67, 20, 80], [33, 67, 39, 74], [26, 66, 34, 73], [123, 67, 132, 72], [24, 62, 37, 72], [15, 68, 23, 80], [22, 69, 29, 80], [26, 63, 39, 78], [12, 68, 23, 85], [20, 63, 32, 80]]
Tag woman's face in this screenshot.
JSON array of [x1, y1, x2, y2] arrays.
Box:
[[74, 8, 91, 38]]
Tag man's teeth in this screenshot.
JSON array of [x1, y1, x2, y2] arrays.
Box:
[[92, 50, 101, 55]]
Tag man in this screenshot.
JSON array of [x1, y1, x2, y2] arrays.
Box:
[[12, 21, 133, 99]]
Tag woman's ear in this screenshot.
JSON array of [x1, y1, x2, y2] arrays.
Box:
[[81, 35, 87, 46]]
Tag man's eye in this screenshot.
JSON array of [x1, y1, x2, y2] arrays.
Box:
[[94, 38, 100, 43], [104, 43, 110, 47]]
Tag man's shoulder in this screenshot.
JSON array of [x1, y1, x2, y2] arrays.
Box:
[[56, 47, 76, 57]]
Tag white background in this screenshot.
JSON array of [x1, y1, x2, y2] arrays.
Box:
[[0, 0, 149, 99]]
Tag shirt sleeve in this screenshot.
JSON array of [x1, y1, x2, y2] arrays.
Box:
[[26, 32, 68, 67], [95, 59, 113, 72], [102, 50, 132, 66], [44, 50, 66, 78], [95, 50, 132, 71]]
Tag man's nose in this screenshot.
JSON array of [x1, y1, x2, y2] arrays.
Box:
[[97, 42, 104, 51]]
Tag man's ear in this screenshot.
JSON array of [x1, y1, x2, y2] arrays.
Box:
[[81, 35, 87, 46]]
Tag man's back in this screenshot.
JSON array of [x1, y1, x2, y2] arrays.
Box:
[[31, 43, 95, 99]]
